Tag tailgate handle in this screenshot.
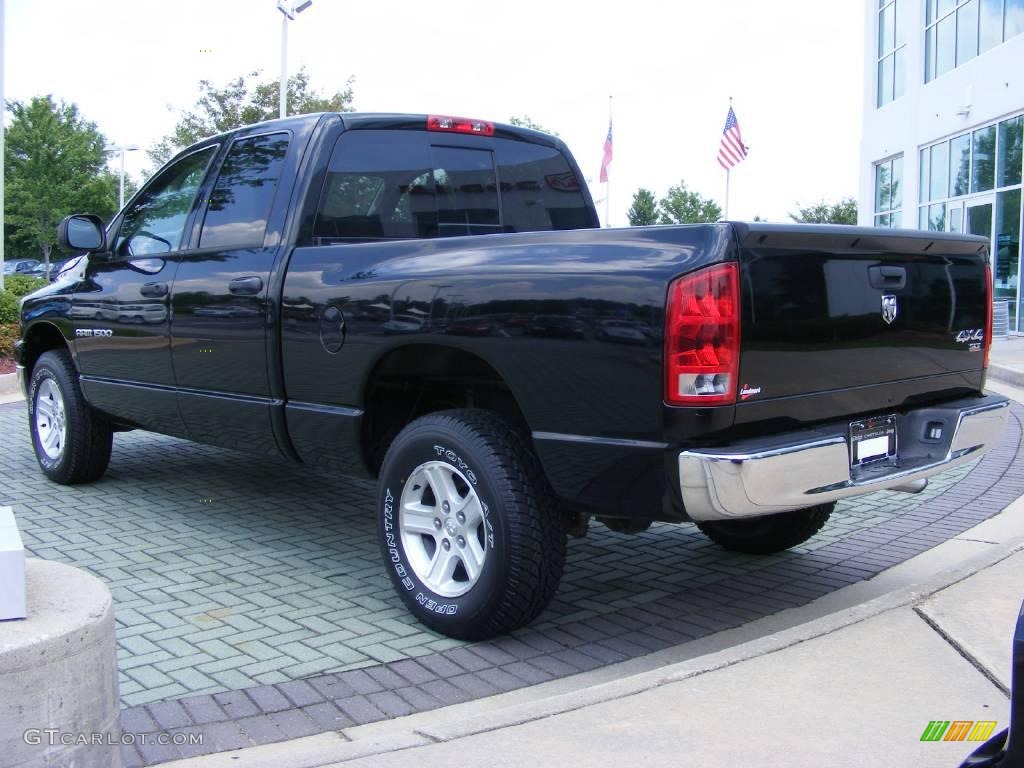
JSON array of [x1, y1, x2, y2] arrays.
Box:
[[868, 265, 906, 291]]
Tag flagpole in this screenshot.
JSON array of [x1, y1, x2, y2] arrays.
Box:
[[725, 167, 730, 220], [724, 96, 732, 220], [605, 94, 612, 228]]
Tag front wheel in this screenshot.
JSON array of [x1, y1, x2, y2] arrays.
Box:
[[28, 349, 112, 485], [377, 409, 566, 640], [695, 503, 834, 554]]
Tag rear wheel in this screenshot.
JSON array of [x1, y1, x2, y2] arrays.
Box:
[[377, 409, 565, 640], [28, 349, 112, 485], [695, 503, 834, 554]]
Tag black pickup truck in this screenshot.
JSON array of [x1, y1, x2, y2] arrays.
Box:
[[15, 112, 1009, 639]]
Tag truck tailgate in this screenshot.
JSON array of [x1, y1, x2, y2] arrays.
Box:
[[735, 225, 990, 404]]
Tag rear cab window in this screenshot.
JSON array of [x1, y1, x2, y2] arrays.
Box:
[[311, 128, 592, 244]]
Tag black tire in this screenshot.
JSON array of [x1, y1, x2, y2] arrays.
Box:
[[695, 503, 834, 554], [377, 409, 566, 640], [27, 349, 112, 485]]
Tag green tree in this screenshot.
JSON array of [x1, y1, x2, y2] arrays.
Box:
[[627, 188, 659, 226], [149, 67, 355, 166], [658, 180, 722, 224], [789, 196, 858, 224], [508, 115, 558, 136], [4, 96, 120, 270]]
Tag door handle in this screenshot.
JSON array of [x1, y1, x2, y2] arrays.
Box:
[[868, 265, 907, 291], [229, 276, 264, 296], [140, 281, 168, 298]]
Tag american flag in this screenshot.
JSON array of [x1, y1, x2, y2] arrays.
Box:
[[599, 119, 613, 183], [717, 106, 748, 170]]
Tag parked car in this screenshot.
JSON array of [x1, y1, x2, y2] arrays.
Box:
[[595, 319, 649, 345], [446, 316, 493, 336], [3, 259, 40, 275], [15, 112, 1009, 641], [525, 314, 586, 340]]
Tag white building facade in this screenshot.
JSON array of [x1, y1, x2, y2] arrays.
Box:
[[858, 0, 1024, 332]]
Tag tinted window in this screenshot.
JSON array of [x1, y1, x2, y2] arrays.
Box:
[[314, 131, 435, 242], [493, 140, 593, 231], [432, 146, 500, 236], [312, 130, 592, 244], [200, 133, 290, 249], [116, 147, 216, 257]]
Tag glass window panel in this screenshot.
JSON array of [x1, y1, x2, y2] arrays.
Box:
[[938, 0, 958, 16], [930, 141, 949, 201], [431, 147, 501, 237], [920, 147, 931, 202], [200, 133, 290, 250], [950, 133, 971, 196], [979, 0, 1002, 50], [892, 210, 903, 228], [929, 202, 947, 231], [919, 206, 929, 229], [950, 205, 963, 233], [1007, 0, 1024, 40], [957, 0, 980, 65], [891, 156, 903, 210], [879, 3, 895, 55], [875, 213, 891, 228], [493, 139, 592, 231], [925, 26, 936, 82], [972, 125, 996, 192], [893, 48, 906, 100], [877, 54, 894, 106], [993, 190, 1020, 324], [875, 162, 891, 212], [115, 147, 216, 257], [926, 0, 937, 24], [936, 15, 956, 76], [997, 116, 1023, 187]]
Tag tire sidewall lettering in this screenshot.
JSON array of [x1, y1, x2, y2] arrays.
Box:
[[28, 366, 63, 472], [379, 438, 503, 624]]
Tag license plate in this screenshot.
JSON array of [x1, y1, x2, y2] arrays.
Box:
[[850, 415, 897, 467]]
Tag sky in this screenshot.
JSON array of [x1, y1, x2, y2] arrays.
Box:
[[3, 0, 864, 225]]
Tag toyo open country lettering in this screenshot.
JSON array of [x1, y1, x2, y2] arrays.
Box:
[[15, 112, 1009, 639]]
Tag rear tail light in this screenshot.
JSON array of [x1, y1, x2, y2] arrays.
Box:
[[427, 115, 495, 137], [664, 262, 741, 406], [984, 261, 993, 369]]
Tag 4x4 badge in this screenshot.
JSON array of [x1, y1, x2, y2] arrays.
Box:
[[881, 294, 897, 325]]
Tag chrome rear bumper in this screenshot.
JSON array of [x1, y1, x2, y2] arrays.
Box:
[[679, 395, 1009, 521]]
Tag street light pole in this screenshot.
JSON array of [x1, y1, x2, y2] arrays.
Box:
[[279, 11, 288, 119], [277, 0, 313, 120], [106, 145, 140, 210]]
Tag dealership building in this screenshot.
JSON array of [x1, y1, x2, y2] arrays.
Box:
[[858, 0, 1023, 332]]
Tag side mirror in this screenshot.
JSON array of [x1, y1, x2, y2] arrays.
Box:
[[56, 215, 106, 253]]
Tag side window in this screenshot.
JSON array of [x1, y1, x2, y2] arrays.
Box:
[[314, 131, 435, 243], [431, 147, 501, 236], [200, 133, 290, 249], [493, 140, 593, 231], [115, 147, 216, 257]]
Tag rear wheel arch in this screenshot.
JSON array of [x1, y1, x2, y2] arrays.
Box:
[[360, 343, 532, 474]]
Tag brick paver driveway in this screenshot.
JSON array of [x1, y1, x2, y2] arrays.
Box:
[[1, 399, 1021, 766]]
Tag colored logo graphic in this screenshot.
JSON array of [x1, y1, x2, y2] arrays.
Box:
[[920, 720, 998, 742]]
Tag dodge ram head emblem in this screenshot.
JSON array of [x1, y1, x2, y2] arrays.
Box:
[[881, 295, 898, 325]]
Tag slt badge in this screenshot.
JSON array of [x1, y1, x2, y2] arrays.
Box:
[[881, 294, 898, 325]]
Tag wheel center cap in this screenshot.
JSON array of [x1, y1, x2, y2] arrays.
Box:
[[444, 518, 459, 536]]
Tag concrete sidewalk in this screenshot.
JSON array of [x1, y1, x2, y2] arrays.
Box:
[[991, 334, 1024, 388], [162, 447, 1024, 768]]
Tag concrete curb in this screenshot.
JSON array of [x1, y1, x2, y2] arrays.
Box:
[[990, 363, 1024, 389], [0, 372, 20, 397], [159, 492, 1024, 768]]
